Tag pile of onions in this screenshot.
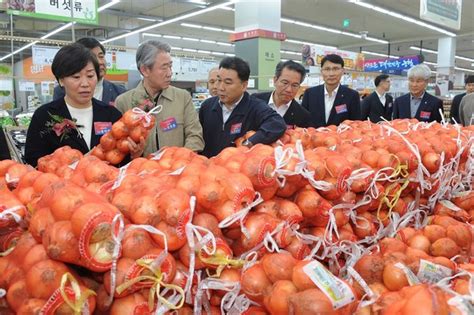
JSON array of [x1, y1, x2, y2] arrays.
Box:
[[90, 107, 156, 165], [0, 232, 96, 314]]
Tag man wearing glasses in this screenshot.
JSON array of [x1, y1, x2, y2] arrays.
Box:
[[301, 54, 361, 127], [253, 60, 311, 128]]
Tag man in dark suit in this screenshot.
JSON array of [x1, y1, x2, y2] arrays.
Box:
[[393, 64, 443, 122], [361, 74, 394, 122], [53, 37, 126, 106], [253, 60, 311, 128], [199, 57, 286, 157], [301, 54, 361, 127], [450, 75, 474, 123]]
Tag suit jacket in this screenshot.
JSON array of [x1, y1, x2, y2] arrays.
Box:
[[361, 91, 394, 123], [392, 92, 443, 122], [25, 98, 122, 167], [459, 93, 474, 126], [301, 84, 361, 127], [53, 80, 126, 106], [115, 81, 204, 155], [252, 91, 312, 128], [450, 92, 465, 124], [199, 92, 287, 157], [0, 128, 11, 160]]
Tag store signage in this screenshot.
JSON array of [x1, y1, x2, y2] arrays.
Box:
[[7, 0, 98, 25], [302, 45, 365, 71], [420, 0, 462, 30], [230, 29, 287, 42], [364, 55, 422, 74], [32, 45, 59, 66]]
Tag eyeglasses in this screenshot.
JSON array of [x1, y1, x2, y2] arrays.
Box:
[[321, 67, 343, 73], [278, 80, 300, 90]]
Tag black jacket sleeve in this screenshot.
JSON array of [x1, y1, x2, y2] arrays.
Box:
[[301, 89, 311, 111], [392, 98, 400, 119], [0, 128, 11, 161], [247, 102, 287, 145], [432, 97, 444, 122], [360, 95, 371, 120], [25, 107, 51, 167], [349, 90, 362, 120], [450, 94, 463, 123]]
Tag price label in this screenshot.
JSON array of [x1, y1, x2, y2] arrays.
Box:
[[417, 259, 453, 284], [303, 261, 355, 309]]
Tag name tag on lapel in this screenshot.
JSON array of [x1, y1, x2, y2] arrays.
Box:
[[388, 102, 393, 108], [160, 117, 178, 131], [335, 104, 348, 114], [94, 122, 112, 135], [420, 111, 431, 119], [230, 122, 242, 135]]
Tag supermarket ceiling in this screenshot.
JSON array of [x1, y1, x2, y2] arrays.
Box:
[[1, 0, 473, 71]]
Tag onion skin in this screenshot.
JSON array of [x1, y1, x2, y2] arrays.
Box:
[[430, 238, 460, 258], [408, 235, 431, 254], [382, 263, 409, 291], [353, 254, 385, 284], [292, 261, 317, 291], [262, 252, 296, 283], [422, 225, 446, 244], [264, 280, 298, 315], [241, 263, 272, 303]]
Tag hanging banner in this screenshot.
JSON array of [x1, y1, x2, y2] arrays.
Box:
[[420, 0, 462, 30], [7, 0, 98, 25], [364, 56, 422, 75], [302, 45, 365, 71]]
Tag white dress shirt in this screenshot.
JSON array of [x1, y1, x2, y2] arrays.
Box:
[[268, 91, 291, 117], [94, 79, 104, 101], [66, 103, 93, 149], [376, 90, 386, 106], [220, 94, 244, 126], [324, 84, 340, 123]]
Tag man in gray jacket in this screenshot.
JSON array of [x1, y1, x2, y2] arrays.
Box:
[[459, 93, 474, 126]]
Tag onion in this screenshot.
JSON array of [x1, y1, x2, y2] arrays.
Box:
[[382, 263, 409, 291], [241, 263, 272, 302], [422, 225, 446, 243], [292, 261, 316, 291], [264, 280, 298, 315], [408, 235, 431, 254], [353, 254, 385, 284], [430, 238, 460, 258], [262, 252, 296, 283]]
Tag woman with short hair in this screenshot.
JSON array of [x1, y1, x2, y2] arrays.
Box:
[[25, 43, 142, 167]]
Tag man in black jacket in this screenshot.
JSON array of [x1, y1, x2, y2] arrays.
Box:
[[450, 75, 474, 123], [301, 54, 361, 127], [199, 57, 286, 157], [253, 60, 311, 128], [361, 74, 394, 123], [393, 64, 443, 122]]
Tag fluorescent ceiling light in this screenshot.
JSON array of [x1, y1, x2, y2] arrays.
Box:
[[217, 42, 232, 46], [102, 1, 236, 44], [211, 51, 225, 56], [163, 35, 181, 39], [281, 50, 300, 56], [219, 7, 234, 11], [361, 50, 399, 59], [410, 46, 474, 62], [183, 37, 199, 41], [225, 53, 235, 56], [181, 23, 202, 29], [198, 50, 211, 54], [171, 47, 183, 50], [282, 16, 388, 44], [201, 39, 216, 44], [98, 0, 121, 12], [0, 0, 121, 61], [349, 0, 456, 37], [203, 26, 222, 32], [455, 66, 474, 73], [143, 33, 162, 38], [183, 48, 197, 52], [138, 17, 157, 22], [0, 41, 38, 61], [285, 38, 336, 50]]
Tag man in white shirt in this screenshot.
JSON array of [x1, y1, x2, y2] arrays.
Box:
[[301, 54, 361, 127], [253, 60, 311, 128], [53, 37, 126, 106], [361, 74, 394, 122]]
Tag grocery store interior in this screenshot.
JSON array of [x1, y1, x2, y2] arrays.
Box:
[[1, 0, 474, 314]]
